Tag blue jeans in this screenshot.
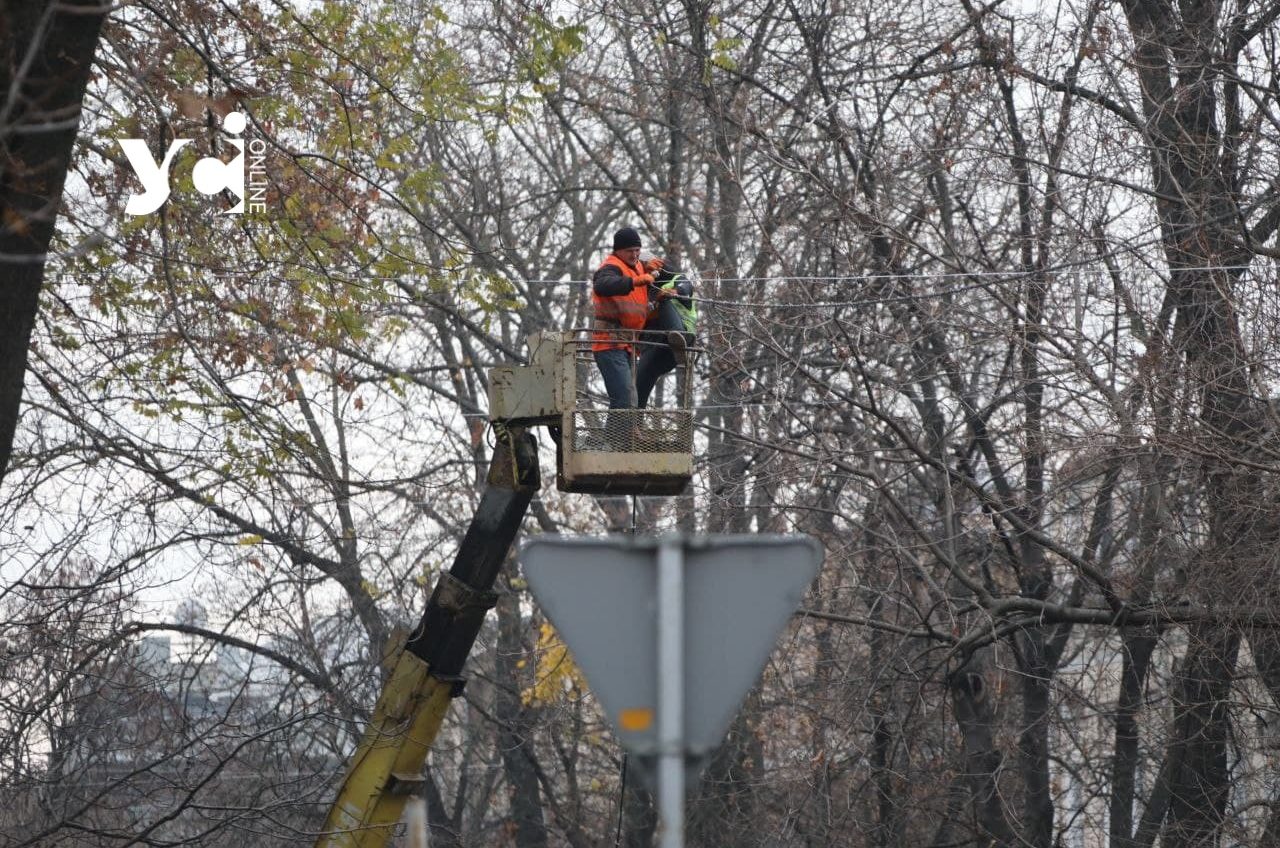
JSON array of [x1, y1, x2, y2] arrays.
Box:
[[594, 349, 634, 409]]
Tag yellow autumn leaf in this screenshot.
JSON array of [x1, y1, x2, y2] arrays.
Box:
[[520, 622, 586, 707]]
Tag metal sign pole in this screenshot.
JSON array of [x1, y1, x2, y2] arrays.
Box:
[[657, 537, 685, 848], [521, 533, 824, 847]]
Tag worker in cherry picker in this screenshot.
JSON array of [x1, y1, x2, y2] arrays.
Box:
[[592, 226, 687, 409], [636, 251, 696, 408]]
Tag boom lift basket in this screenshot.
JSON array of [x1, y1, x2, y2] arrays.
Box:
[[489, 330, 697, 495]]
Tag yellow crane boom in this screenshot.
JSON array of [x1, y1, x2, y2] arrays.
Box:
[[317, 330, 699, 846], [316, 426, 539, 847]]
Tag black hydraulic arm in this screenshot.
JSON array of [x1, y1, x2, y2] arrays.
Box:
[[317, 425, 540, 847], [405, 424, 540, 681]]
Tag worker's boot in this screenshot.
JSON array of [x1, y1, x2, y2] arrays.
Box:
[[667, 331, 688, 366]]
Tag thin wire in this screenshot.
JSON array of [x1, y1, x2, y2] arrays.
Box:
[[60, 263, 1269, 291], [458, 400, 837, 418], [87, 264, 1269, 314], [513, 264, 1273, 309], [58, 262, 1263, 286], [692, 277, 996, 309], [511, 277, 1027, 309], [615, 754, 629, 847], [517, 262, 1263, 286]]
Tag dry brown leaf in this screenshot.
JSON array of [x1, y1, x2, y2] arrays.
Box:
[[210, 95, 239, 118], [3, 206, 30, 237], [172, 90, 207, 120]]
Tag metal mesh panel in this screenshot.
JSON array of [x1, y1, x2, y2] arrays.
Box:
[[572, 409, 694, 454]]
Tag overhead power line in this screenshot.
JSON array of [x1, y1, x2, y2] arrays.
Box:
[[519, 262, 1265, 287], [516, 263, 1274, 308]]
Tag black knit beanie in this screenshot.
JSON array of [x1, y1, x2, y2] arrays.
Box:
[[612, 227, 642, 250]]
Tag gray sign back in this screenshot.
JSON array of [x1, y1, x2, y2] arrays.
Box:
[[520, 535, 823, 764]]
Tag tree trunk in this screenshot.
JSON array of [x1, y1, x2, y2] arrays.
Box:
[[1160, 625, 1241, 848], [1110, 630, 1158, 848], [495, 586, 548, 847], [622, 765, 658, 848], [687, 695, 763, 848], [0, 1, 107, 483], [1117, 0, 1269, 842], [947, 656, 1017, 847]]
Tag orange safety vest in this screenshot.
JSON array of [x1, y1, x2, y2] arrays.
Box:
[[592, 254, 652, 352]]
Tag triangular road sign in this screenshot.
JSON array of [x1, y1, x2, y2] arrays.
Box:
[[520, 534, 823, 776]]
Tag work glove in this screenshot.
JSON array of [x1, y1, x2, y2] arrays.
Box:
[[656, 286, 677, 299], [635, 273, 656, 286], [644, 257, 664, 273]]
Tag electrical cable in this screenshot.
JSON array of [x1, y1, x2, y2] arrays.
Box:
[[510, 263, 1274, 309], [517, 262, 1265, 286]]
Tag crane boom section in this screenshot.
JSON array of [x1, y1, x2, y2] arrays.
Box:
[[316, 426, 539, 847]]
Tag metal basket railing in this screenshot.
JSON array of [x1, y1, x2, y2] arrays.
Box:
[[561, 328, 699, 412]]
